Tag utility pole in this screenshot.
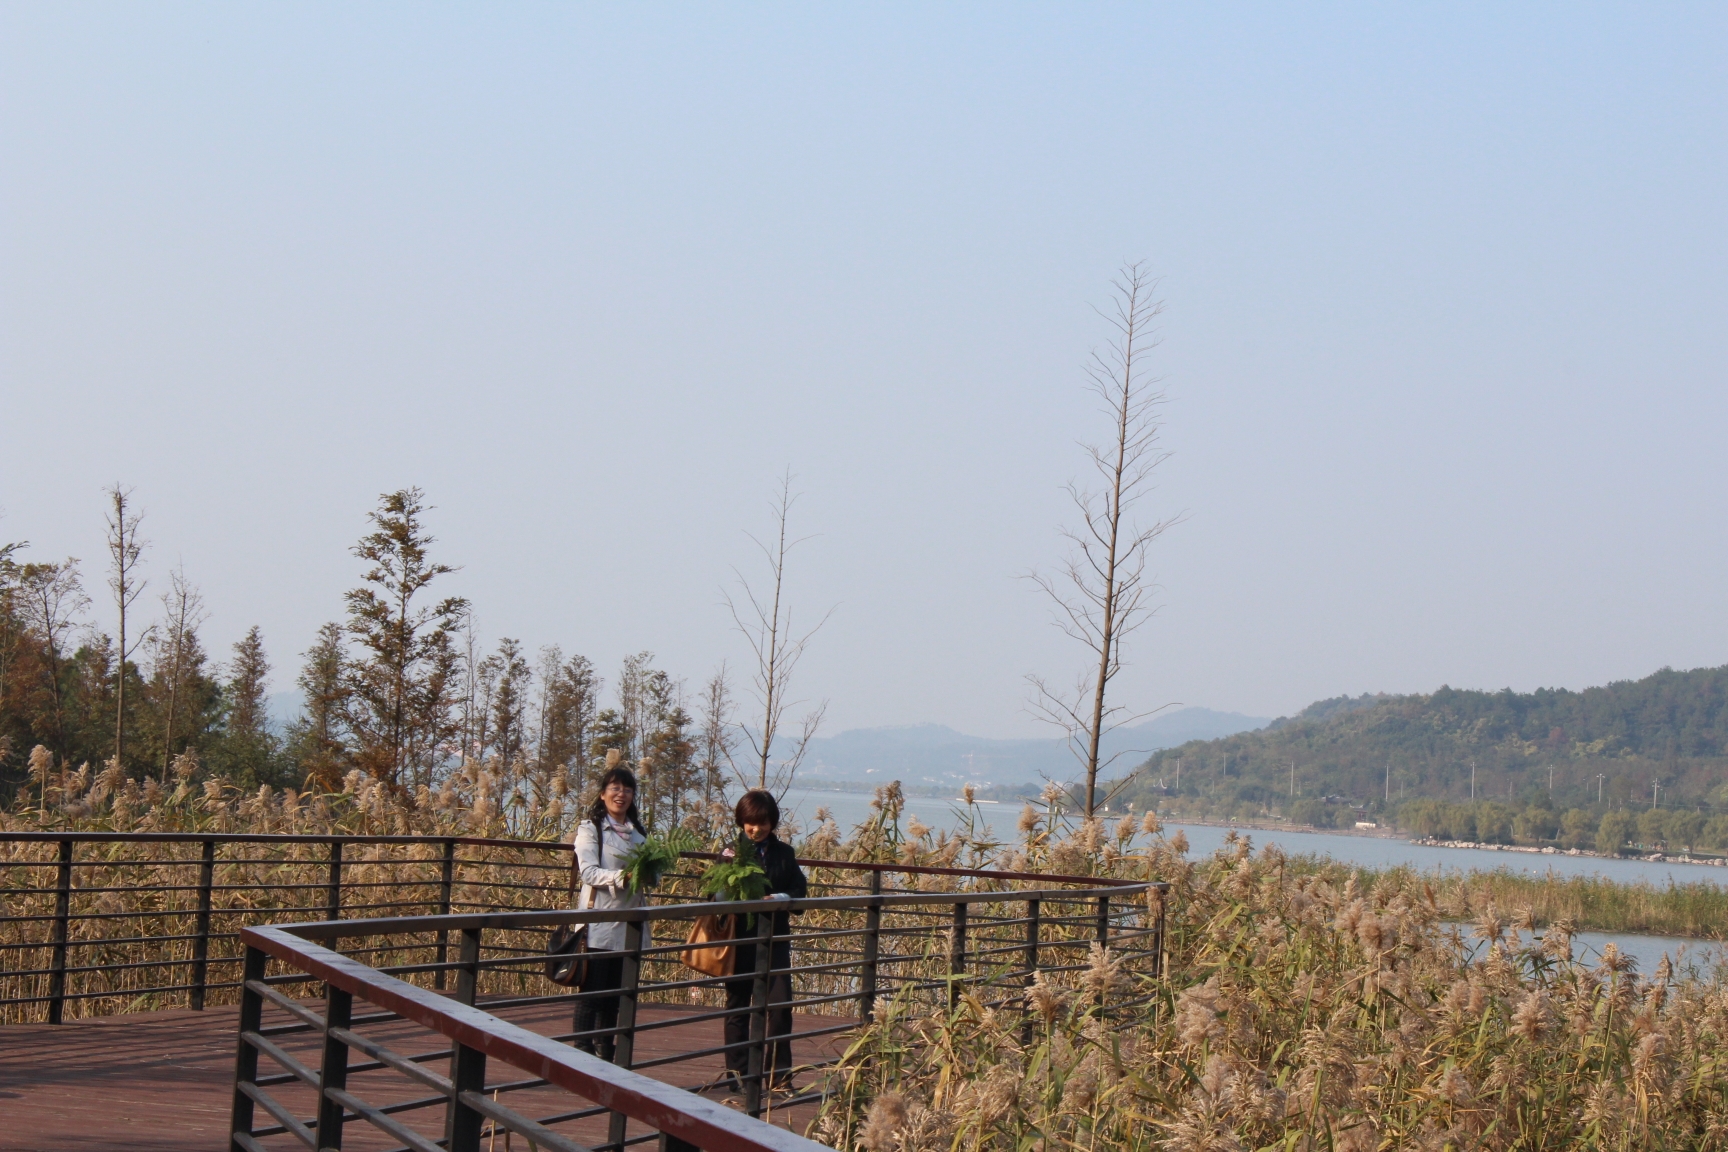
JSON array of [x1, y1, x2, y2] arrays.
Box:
[[1547, 766, 1553, 794], [1289, 762, 1295, 798], [1596, 774, 1605, 804], [1652, 781, 1660, 810], [1175, 759, 1181, 791], [1470, 761, 1476, 801]]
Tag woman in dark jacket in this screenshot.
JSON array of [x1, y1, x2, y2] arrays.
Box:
[[723, 789, 807, 1092]]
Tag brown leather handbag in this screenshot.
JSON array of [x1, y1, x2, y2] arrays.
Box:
[[681, 912, 735, 977]]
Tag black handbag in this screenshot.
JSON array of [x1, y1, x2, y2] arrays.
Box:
[[545, 849, 594, 987]]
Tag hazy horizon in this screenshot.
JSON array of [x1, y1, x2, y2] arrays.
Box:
[[4, 6, 1724, 738]]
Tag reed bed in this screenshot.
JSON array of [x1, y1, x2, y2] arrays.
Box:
[[1, 769, 1140, 1024], [1355, 866, 1728, 942], [812, 827, 1728, 1152]]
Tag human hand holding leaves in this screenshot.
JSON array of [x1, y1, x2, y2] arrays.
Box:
[[699, 834, 770, 903]]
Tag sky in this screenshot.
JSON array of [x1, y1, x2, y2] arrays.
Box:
[[2, 4, 1724, 738]]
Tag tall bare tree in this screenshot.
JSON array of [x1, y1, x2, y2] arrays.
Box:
[[724, 473, 832, 792], [1028, 264, 1180, 818], [105, 485, 151, 773]]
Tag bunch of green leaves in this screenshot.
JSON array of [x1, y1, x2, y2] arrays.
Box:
[[697, 834, 770, 902], [618, 828, 701, 895]]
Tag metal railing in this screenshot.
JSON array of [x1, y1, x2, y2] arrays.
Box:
[[0, 831, 1168, 1028], [0, 832, 571, 1023], [232, 877, 1163, 1152]]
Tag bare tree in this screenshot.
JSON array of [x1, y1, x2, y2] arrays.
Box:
[[1027, 264, 1181, 818], [724, 473, 832, 793], [105, 485, 151, 774], [155, 566, 208, 780]]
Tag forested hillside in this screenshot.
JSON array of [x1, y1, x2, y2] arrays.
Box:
[[1114, 666, 1728, 843]]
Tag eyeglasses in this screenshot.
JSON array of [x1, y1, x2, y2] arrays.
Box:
[[603, 784, 635, 796]]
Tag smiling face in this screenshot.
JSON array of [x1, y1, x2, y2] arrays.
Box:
[[742, 819, 773, 844], [602, 780, 635, 821]]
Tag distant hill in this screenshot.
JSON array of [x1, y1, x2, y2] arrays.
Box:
[[794, 707, 1270, 789], [1113, 665, 1728, 825]]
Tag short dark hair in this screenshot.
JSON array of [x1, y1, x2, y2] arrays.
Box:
[[734, 789, 779, 831]]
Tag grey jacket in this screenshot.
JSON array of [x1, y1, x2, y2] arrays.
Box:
[[573, 816, 647, 952]]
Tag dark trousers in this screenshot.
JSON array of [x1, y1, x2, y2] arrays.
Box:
[[724, 939, 794, 1082], [573, 954, 625, 1061]]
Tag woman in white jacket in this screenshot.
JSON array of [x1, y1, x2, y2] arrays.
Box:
[[572, 763, 648, 1061]]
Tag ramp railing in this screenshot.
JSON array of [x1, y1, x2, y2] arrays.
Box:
[[231, 879, 1163, 1152]]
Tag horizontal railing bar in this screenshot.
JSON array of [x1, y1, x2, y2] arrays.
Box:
[[324, 1084, 446, 1152], [248, 978, 328, 1030], [329, 1026, 454, 1094], [275, 885, 1152, 941], [244, 1029, 323, 1091], [0, 832, 567, 848], [521, 1102, 612, 1128], [459, 1090, 593, 1152], [238, 1081, 317, 1149]]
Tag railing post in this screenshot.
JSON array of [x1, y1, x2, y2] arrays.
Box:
[[325, 840, 344, 922], [229, 946, 268, 1151], [659, 1135, 700, 1152], [446, 1040, 488, 1152], [1094, 894, 1112, 1013], [744, 907, 774, 1118], [190, 838, 216, 1010], [47, 838, 72, 1024], [446, 926, 487, 1152], [455, 927, 481, 1007], [1154, 884, 1167, 980], [1021, 897, 1041, 1045], [315, 984, 353, 1150], [948, 901, 967, 1011], [607, 916, 647, 1150], [859, 870, 882, 1022], [434, 837, 456, 990]]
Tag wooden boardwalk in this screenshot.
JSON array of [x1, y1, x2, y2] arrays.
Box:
[[0, 997, 852, 1151]]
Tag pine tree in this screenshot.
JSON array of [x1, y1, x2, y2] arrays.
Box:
[[211, 626, 282, 786], [287, 622, 347, 791], [342, 489, 468, 792], [487, 639, 530, 764], [537, 650, 600, 789]]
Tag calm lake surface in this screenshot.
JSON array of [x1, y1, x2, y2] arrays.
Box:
[[776, 787, 1727, 974]]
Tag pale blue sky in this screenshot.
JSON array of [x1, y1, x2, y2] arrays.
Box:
[[2, 4, 1724, 736]]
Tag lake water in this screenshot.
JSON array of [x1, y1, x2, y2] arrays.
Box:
[[775, 787, 1726, 973]]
